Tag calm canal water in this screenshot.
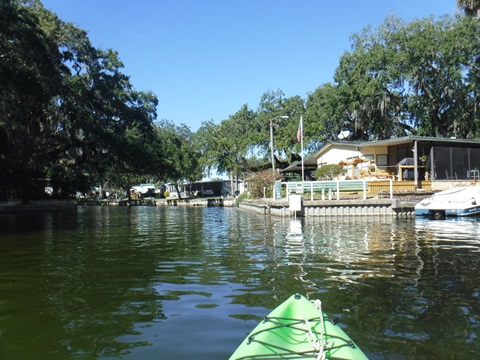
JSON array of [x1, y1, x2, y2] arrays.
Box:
[[1, 206, 479, 359]]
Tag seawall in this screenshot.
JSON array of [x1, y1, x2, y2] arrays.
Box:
[[0, 199, 78, 213], [239, 198, 418, 217]]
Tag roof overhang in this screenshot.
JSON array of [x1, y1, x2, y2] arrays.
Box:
[[280, 161, 318, 173], [303, 136, 480, 164]]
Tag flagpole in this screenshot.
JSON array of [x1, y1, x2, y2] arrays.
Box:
[[300, 116, 305, 182]]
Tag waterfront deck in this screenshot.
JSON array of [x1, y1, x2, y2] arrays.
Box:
[[240, 180, 436, 217], [287, 180, 432, 200]]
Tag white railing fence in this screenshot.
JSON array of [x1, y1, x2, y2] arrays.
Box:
[[284, 179, 393, 201]]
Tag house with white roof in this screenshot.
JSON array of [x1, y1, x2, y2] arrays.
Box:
[[283, 136, 480, 190]]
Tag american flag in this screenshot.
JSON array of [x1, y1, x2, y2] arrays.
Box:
[[297, 118, 302, 143]]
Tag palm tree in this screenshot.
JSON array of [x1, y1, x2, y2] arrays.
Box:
[[457, 0, 480, 18]]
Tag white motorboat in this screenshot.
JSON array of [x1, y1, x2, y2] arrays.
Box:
[[131, 183, 156, 197], [415, 186, 480, 219]]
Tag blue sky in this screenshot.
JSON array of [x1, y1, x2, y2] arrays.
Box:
[[41, 0, 458, 131]]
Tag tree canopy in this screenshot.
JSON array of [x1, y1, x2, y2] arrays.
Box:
[[457, 0, 480, 18], [194, 13, 480, 180], [1, 0, 479, 200], [0, 0, 200, 200], [314, 14, 480, 141]]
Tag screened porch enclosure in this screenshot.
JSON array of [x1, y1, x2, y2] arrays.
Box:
[[430, 146, 480, 180]]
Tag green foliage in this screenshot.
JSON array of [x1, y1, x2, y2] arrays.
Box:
[[306, 83, 349, 144], [105, 12, 480, 186], [216, 105, 257, 175], [257, 90, 306, 167], [0, 0, 186, 200], [2, 1, 480, 202], [155, 120, 203, 191], [457, 0, 480, 17], [192, 105, 260, 178], [328, 14, 480, 140], [235, 190, 249, 203], [196, 11, 479, 172], [0, 0, 64, 199], [246, 170, 279, 198], [191, 119, 219, 177], [313, 164, 346, 180]]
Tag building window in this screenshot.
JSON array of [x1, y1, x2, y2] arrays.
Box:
[[376, 155, 387, 166]]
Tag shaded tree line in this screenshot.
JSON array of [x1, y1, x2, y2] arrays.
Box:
[[1, 0, 479, 200], [0, 0, 201, 201], [195, 6, 479, 182]]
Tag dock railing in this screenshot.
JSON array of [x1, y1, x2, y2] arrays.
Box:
[[285, 179, 393, 201]]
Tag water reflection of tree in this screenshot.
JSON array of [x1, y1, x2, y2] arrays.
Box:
[[0, 208, 178, 358], [44, 207, 172, 357], [12, 209, 475, 359]]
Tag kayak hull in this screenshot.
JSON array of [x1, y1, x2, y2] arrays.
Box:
[[229, 293, 368, 359]]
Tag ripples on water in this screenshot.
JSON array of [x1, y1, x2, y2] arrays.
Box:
[[0, 207, 479, 359]]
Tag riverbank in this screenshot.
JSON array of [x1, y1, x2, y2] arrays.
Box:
[[0, 193, 426, 217], [157, 196, 421, 217], [0, 199, 77, 213]]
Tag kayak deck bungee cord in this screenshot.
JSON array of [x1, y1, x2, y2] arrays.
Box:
[[229, 293, 368, 359]]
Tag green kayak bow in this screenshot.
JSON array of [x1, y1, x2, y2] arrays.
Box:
[[230, 293, 368, 359]]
